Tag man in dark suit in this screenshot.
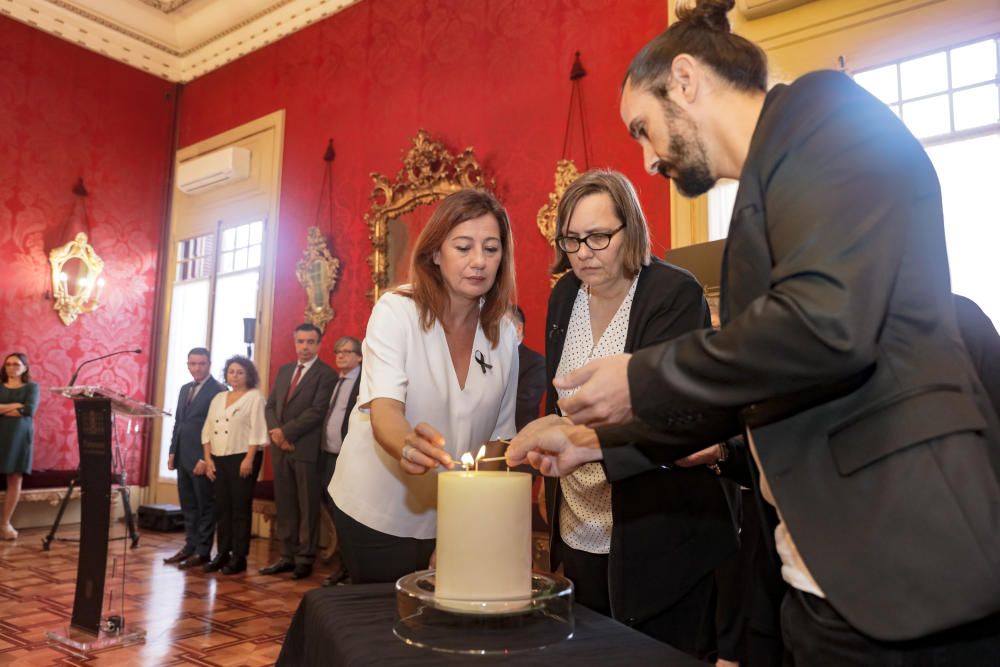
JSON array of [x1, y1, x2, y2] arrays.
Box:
[[510, 306, 545, 431], [319, 335, 362, 587], [261, 323, 337, 579], [165, 347, 224, 569], [508, 4, 1000, 665]]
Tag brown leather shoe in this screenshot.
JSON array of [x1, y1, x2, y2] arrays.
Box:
[[164, 548, 194, 564], [178, 554, 210, 570]]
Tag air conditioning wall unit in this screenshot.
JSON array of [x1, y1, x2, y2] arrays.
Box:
[[176, 146, 251, 194], [737, 0, 816, 20]]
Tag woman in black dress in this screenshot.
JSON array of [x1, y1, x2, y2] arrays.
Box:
[[0, 352, 40, 540]]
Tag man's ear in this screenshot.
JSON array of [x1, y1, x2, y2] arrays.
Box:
[[670, 54, 699, 103]]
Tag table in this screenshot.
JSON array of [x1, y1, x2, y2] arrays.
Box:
[[277, 583, 706, 666]]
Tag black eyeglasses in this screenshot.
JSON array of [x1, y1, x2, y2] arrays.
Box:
[[556, 225, 625, 253]]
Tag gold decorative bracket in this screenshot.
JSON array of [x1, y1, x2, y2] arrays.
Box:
[[49, 232, 105, 326], [295, 226, 341, 332], [365, 129, 493, 302], [536, 159, 580, 285]]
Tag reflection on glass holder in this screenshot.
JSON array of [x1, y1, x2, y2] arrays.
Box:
[[394, 569, 574, 655], [49, 232, 106, 326]]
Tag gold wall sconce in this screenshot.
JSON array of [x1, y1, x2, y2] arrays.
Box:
[[49, 231, 106, 325]]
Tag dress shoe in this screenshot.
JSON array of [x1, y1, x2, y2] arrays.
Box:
[[178, 554, 210, 570], [202, 553, 230, 573], [222, 557, 247, 575], [292, 563, 313, 580], [321, 567, 349, 587], [163, 547, 193, 564], [259, 558, 295, 575]]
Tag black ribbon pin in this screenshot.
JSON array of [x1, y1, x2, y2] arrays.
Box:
[[474, 350, 492, 374]]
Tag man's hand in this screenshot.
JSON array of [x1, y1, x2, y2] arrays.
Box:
[[555, 354, 633, 427], [673, 444, 724, 468], [167, 454, 175, 471], [506, 420, 604, 477], [192, 459, 207, 476], [269, 427, 287, 446]]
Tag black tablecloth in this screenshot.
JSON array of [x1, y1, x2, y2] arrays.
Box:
[[277, 583, 706, 666]]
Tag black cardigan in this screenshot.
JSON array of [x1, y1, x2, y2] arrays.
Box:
[[543, 259, 738, 626]]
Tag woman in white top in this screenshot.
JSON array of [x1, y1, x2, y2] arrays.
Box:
[[201, 356, 268, 575], [330, 189, 519, 583]]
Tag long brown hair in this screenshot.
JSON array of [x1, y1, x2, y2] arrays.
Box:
[[1, 353, 31, 383], [398, 189, 516, 347]]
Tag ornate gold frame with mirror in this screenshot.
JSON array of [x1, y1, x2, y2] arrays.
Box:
[[365, 129, 493, 302], [536, 159, 580, 286], [49, 231, 106, 325], [295, 226, 341, 333]]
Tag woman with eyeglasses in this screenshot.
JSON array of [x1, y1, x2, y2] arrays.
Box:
[[0, 353, 40, 540], [537, 169, 737, 658]]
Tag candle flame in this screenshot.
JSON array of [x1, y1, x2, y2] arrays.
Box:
[[475, 445, 486, 461], [460, 452, 474, 470]]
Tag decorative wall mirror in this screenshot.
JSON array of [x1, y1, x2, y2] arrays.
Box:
[[296, 226, 341, 332], [365, 129, 493, 302], [49, 231, 106, 325]]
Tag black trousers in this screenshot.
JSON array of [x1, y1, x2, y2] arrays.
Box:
[[782, 588, 1000, 666], [331, 501, 434, 584], [177, 463, 215, 557], [559, 543, 717, 660], [212, 450, 262, 559]]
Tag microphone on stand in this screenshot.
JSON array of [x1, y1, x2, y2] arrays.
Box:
[[68, 348, 142, 387]]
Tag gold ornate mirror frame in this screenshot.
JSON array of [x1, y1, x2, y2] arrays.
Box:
[[536, 159, 580, 285], [365, 129, 494, 302], [49, 231, 105, 325], [295, 226, 341, 332]]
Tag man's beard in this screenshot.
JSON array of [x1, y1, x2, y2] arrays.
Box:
[[656, 101, 716, 198]]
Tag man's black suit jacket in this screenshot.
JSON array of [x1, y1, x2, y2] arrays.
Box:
[[265, 360, 338, 464], [169, 377, 224, 472], [618, 71, 1000, 640], [544, 259, 737, 626], [515, 344, 545, 431]]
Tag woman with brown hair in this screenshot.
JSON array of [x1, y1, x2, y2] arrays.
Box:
[[0, 352, 40, 540], [330, 188, 518, 583], [539, 169, 736, 658]]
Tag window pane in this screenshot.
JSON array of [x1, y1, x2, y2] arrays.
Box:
[[902, 94, 951, 138], [950, 39, 998, 88], [889, 104, 901, 119], [158, 279, 210, 479], [211, 271, 261, 373], [249, 221, 264, 245], [220, 251, 234, 274], [926, 133, 1000, 330], [953, 84, 1000, 131], [855, 64, 899, 104], [708, 179, 739, 241], [233, 247, 248, 271], [247, 244, 262, 268], [900, 51, 948, 99], [221, 227, 236, 251], [235, 224, 250, 249]]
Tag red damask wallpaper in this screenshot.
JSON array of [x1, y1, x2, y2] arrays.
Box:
[[178, 0, 671, 367], [0, 17, 175, 483]]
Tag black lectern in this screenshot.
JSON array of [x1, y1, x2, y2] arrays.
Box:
[[46, 385, 168, 653]]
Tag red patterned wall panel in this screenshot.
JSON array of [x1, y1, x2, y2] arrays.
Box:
[[0, 17, 175, 483], [178, 0, 671, 374]]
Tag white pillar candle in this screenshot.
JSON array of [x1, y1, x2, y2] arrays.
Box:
[[435, 470, 532, 601]]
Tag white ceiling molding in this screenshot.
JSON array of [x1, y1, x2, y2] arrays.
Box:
[[1, 0, 360, 82], [737, 0, 818, 20]]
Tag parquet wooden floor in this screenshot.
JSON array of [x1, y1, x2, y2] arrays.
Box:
[[0, 524, 326, 666]]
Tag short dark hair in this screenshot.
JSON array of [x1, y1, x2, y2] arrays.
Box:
[[223, 355, 260, 389], [188, 347, 210, 360], [1, 352, 30, 383], [625, 0, 768, 96], [334, 336, 362, 355], [510, 305, 526, 327], [294, 323, 323, 340]]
